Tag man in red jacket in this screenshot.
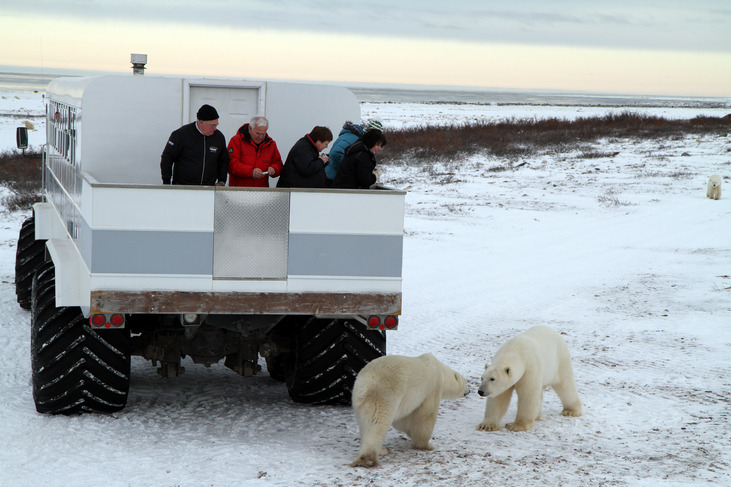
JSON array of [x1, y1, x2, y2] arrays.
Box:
[[227, 116, 283, 187]]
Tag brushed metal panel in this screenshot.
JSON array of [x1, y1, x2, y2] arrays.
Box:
[[213, 190, 289, 279]]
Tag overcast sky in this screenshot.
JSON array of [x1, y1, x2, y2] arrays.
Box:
[[2, 1, 730, 96]]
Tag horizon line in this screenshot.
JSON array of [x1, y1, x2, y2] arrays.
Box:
[[1, 64, 728, 101]]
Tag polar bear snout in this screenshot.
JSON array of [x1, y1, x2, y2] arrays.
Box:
[[477, 388, 488, 397]]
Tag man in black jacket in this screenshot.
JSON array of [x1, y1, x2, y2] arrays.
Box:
[[160, 104, 229, 185], [277, 126, 333, 188]]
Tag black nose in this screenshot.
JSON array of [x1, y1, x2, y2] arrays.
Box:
[[478, 390, 485, 397]]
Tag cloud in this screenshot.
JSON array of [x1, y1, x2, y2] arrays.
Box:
[[4, 0, 730, 53]]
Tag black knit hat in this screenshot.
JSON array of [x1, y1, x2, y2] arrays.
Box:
[[197, 104, 219, 121]]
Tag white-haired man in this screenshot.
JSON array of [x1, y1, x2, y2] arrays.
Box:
[[227, 115, 283, 187]]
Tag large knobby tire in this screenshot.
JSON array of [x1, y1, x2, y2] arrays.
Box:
[[31, 261, 131, 414], [15, 216, 46, 310], [285, 317, 386, 405]]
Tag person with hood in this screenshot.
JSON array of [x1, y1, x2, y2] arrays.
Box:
[[277, 126, 333, 188], [325, 119, 383, 186], [331, 129, 387, 189], [227, 116, 282, 187], [160, 104, 229, 186]]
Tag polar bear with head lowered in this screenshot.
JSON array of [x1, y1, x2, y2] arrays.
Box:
[[477, 325, 581, 432], [350, 353, 469, 468]]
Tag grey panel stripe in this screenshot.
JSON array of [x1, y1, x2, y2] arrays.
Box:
[[86, 229, 401, 278], [79, 216, 93, 271], [91, 230, 214, 274], [288, 233, 403, 278]]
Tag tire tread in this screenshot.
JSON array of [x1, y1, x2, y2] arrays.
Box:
[[15, 217, 46, 310], [31, 262, 131, 414], [286, 317, 385, 405]]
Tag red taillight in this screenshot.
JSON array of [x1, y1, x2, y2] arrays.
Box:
[[384, 316, 398, 328], [367, 315, 398, 330], [89, 313, 125, 329]]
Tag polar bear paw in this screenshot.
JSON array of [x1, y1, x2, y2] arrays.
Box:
[[505, 422, 532, 432], [413, 441, 435, 451], [351, 453, 379, 468], [350, 446, 390, 468], [476, 422, 500, 432], [561, 408, 581, 417]]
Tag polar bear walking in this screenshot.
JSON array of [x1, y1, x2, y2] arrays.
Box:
[[350, 353, 470, 468], [707, 174, 722, 200], [477, 326, 581, 432]]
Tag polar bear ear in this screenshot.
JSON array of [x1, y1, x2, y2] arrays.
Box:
[[484, 363, 490, 370]]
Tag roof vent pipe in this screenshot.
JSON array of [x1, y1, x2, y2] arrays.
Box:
[[131, 53, 147, 76]]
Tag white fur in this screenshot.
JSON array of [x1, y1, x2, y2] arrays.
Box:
[[477, 325, 582, 432], [350, 353, 469, 468], [707, 174, 722, 200]]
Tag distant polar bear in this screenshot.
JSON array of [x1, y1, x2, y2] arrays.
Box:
[[707, 174, 722, 200], [477, 326, 582, 432], [350, 353, 469, 468]]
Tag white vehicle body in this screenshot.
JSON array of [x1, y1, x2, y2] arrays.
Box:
[[17, 74, 402, 413], [34, 75, 404, 318]]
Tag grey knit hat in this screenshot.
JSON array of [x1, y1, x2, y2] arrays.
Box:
[[364, 119, 384, 132]]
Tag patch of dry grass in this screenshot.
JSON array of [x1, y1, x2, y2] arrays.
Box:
[[0, 149, 42, 212], [379, 112, 731, 165]]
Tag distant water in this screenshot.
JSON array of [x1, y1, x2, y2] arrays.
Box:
[[349, 86, 730, 109], [0, 71, 55, 93], [1, 68, 728, 109]]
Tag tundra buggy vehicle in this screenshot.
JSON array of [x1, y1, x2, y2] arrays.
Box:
[[15, 74, 404, 414]]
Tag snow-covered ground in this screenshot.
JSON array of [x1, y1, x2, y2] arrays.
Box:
[[0, 92, 45, 153], [361, 101, 731, 129], [1, 92, 730, 487]]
